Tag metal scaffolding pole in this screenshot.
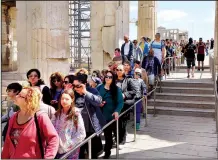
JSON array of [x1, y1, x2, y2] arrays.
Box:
[[69, 0, 91, 72]]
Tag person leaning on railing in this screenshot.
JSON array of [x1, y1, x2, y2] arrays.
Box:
[[2, 87, 59, 159], [96, 70, 124, 159]]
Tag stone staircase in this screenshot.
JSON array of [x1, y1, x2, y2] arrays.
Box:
[[147, 69, 215, 118]]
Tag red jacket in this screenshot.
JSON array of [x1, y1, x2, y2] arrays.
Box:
[[2, 111, 59, 159]]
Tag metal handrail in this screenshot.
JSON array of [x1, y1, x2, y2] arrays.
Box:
[[60, 78, 160, 159]]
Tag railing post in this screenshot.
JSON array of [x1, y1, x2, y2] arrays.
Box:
[[145, 96, 148, 127], [116, 119, 119, 159], [153, 89, 156, 117], [134, 103, 137, 142], [88, 139, 92, 159]]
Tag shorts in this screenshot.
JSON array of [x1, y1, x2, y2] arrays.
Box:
[[197, 54, 205, 61], [186, 59, 195, 69]]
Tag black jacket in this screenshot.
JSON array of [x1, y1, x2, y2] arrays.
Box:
[[121, 41, 134, 63]]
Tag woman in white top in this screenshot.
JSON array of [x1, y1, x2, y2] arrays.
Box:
[[52, 89, 86, 159]]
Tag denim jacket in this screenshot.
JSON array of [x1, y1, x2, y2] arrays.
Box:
[[75, 86, 106, 135]]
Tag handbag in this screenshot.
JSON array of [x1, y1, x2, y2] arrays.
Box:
[[34, 113, 44, 159], [148, 74, 155, 85]]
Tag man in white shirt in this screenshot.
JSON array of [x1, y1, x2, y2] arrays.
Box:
[[121, 35, 133, 64]]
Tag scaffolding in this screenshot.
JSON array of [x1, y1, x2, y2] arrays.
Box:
[[69, 0, 91, 72]]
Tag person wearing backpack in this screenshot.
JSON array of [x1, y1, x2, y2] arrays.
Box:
[[184, 37, 197, 78]]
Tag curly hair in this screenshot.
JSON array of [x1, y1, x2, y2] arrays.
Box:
[[75, 68, 88, 76], [23, 87, 41, 115], [55, 89, 79, 130]]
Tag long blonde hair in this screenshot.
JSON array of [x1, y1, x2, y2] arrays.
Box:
[[23, 87, 41, 115]]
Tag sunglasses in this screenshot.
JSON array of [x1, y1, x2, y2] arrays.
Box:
[[116, 69, 122, 72], [52, 79, 61, 83], [73, 84, 82, 88], [105, 76, 113, 79], [64, 81, 69, 84]]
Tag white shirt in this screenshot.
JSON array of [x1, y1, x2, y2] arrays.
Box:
[[124, 41, 130, 56]]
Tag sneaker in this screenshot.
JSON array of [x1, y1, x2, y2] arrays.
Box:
[[103, 151, 111, 159], [197, 68, 200, 71], [136, 123, 140, 131], [187, 75, 190, 78], [202, 68, 204, 71]]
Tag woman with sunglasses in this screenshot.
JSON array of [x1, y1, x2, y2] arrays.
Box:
[[115, 64, 141, 145], [2, 87, 59, 159], [52, 89, 86, 159], [96, 71, 124, 158], [49, 72, 65, 110], [63, 75, 75, 89], [26, 69, 51, 105]]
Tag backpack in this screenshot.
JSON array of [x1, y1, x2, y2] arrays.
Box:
[[150, 40, 165, 51], [185, 43, 195, 58]]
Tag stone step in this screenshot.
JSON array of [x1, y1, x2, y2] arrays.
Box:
[[147, 99, 215, 109], [157, 86, 214, 95], [160, 80, 214, 88], [155, 93, 215, 101], [147, 106, 215, 118]]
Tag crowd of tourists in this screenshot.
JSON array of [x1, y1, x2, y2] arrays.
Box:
[[1, 33, 214, 159]]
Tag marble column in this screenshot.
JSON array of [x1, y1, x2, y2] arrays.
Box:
[[138, 1, 156, 40], [214, 1, 218, 68], [16, 1, 70, 84], [90, 1, 129, 71]]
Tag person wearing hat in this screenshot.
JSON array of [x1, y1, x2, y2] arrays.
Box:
[[89, 76, 102, 88], [134, 68, 147, 130]]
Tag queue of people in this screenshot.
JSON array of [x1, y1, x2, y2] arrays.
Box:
[[1, 33, 214, 159]]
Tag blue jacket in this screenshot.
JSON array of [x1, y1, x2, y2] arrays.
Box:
[[141, 56, 161, 76], [75, 86, 106, 135]]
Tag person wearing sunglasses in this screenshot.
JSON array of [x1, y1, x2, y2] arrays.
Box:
[[115, 64, 141, 146], [49, 72, 65, 110], [72, 74, 106, 159], [2, 87, 59, 159], [96, 70, 124, 158], [63, 75, 75, 89], [26, 69, 51, 105]]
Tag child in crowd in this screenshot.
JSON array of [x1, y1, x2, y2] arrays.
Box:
[[134, 68, 147, 130], [2, 83, 22, 142]]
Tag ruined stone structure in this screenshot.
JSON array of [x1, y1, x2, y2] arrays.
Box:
[[90, 1, 129, 70], [157, 26, 189, 42], [215, 1, 218, 70], [2, 2, 17, 72], [1, 1, 218, 83], [138, 1, 156, 40]]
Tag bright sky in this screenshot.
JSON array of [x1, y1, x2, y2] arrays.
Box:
[[129, 1, 215, 41]]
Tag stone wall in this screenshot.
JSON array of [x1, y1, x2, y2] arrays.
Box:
[[2, 5, 17, 71], [91, 1, 129, 71], [16, 1, 70, 84]]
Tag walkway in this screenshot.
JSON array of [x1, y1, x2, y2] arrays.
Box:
[[108, 56, 217, 159], [109, 115, 217, 159]]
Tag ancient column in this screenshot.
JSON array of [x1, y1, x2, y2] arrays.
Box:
[[90, 1, 129, 71], [138, 1, 156, 40], [16, 1, 70, 84], [214, 1, 218, 69]]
